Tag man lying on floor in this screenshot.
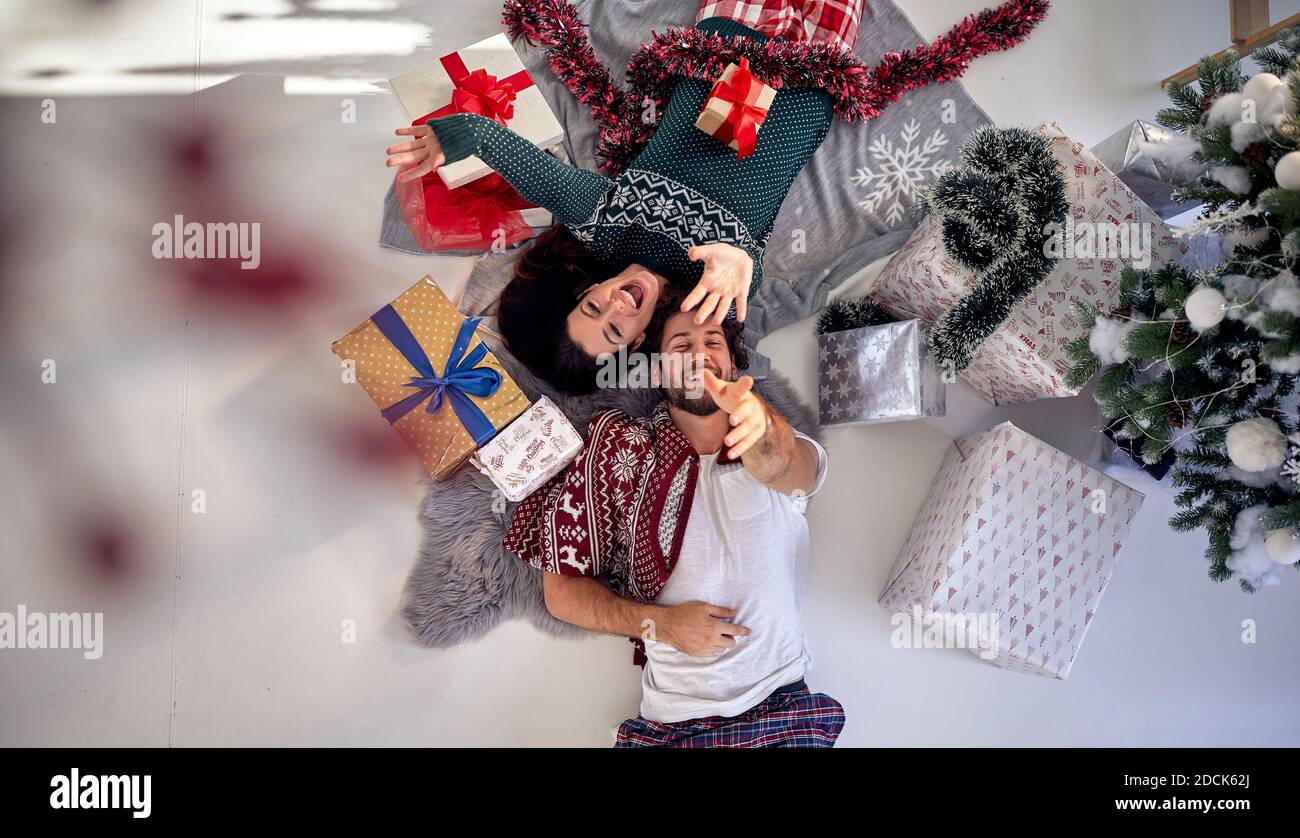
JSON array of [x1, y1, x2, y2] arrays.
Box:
[[503, 287, 845, 748]]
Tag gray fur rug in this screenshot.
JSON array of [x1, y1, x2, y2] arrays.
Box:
[[400, 340, 820, 647]]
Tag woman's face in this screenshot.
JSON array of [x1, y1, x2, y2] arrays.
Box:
[[566, 264, 666, 357]]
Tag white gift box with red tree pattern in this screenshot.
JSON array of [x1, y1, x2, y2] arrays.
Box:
[[869, 122, 1185, 405], [879, 422, 1144, 679]]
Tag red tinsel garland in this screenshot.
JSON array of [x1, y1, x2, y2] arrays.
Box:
[[503, 0, 633, 132], [504, 0, 655, 174], [502, 0, 1049, 176], [863, 0, 1051, 119]]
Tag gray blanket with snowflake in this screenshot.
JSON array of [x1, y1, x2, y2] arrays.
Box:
[[379, 0, 993, 336]]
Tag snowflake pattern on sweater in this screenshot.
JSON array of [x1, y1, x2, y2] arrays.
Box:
[[427, 17, 833, 296]]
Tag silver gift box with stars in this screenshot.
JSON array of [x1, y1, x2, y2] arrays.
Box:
[[817, 318, 945, 426]]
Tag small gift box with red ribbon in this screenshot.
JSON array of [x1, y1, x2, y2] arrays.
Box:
[[389, 32, 565, 189], [694, 58, 776, 160], [331, 276, 530, 480]]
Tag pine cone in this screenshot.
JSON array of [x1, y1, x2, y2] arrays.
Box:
[[1165, 400, 1191, 429], [1172, 320, 1196, 344], [1240, 141, 1270, 167], [1111, 302, 1132, 319], [1200, 92, 1217, 111]]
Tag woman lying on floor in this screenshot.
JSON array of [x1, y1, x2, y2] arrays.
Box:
[[384, 0, 1045, 393], [386, 19, 814, 395]]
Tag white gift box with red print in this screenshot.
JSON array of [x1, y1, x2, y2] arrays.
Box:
[[471, 396, 583, 502], [869, 122, 1185, 405], [878, 422, 1144, 679], [389, 32, 565, 190]]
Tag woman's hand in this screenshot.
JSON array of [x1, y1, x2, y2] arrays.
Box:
[[682, 242, 753, 325], [386, 124, 446, 184]]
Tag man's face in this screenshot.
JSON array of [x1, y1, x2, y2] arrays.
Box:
[[656, 310, 735, 416]]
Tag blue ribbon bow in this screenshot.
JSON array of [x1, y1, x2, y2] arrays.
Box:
[[371, 304, 502, 445]]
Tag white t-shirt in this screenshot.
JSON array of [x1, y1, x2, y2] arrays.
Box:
[[638, 433, 828, 723]]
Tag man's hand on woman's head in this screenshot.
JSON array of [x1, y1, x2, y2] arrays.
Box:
[[386, 124, 446, 183], [683, 243, 753, 326]]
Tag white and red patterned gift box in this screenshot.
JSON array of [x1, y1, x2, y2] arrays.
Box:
[[471, 395, 583, 502], [878, 422, 1144, 679], [869, 122, 1185, 405]]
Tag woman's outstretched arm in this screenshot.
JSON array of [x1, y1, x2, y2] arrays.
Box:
[[386, 113, 612, 226]]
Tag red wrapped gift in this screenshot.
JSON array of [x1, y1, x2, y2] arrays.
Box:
[[694, 58, 777, 159], [395, 168, 550, 253]]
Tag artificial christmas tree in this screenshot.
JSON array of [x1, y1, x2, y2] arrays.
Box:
[[1066, 33, 1300, 589]]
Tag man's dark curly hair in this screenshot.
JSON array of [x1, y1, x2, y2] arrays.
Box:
[[644, 282, 749, 373]]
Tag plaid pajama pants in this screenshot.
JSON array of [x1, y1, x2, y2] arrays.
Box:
[[697, 0, 865, 54], [615, 680, 846, 748]]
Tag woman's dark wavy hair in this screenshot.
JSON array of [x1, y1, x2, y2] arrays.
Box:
[[498, 225, 606, 393], [499, 226, 749, 392]]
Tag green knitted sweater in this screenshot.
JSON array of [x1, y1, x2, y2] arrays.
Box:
[[427, 17, 833, 298]]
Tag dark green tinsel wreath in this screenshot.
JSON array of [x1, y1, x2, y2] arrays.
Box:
[[816, 297, 896, 335], [923, 125, 1069, 372]]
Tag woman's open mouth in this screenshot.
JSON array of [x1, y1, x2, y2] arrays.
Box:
[[618, 277, 647, 310]]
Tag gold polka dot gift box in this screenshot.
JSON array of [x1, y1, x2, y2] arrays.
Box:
[[331, 276, 529, 480]]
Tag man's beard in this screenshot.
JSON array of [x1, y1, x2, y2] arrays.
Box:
[[663, 359, 726, 416], [664, 385, 720, 416]]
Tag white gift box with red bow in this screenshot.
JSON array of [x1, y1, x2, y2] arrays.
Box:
[[390, 32, 565, 190]]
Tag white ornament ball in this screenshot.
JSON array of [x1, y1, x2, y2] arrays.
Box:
[[1226, 417, 1288, 472], [1263, 84, 1293, 123], [1242, 72, 1284, 104], [1184, 285, 1227, 330], [1275, 150, 1300, 190], [1264, 528, 1300, 565]]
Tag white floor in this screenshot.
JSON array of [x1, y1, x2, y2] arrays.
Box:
[[1, 0, 1297, 747]]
